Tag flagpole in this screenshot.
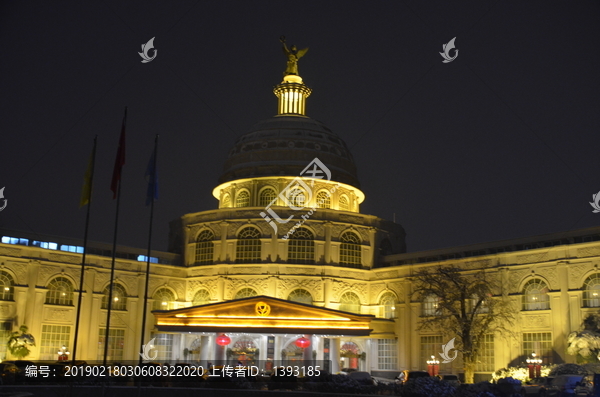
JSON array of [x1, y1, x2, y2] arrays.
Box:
[[104, 107, 127, 366], [139, 134, 158, 364], [73, 135, 97, 363]]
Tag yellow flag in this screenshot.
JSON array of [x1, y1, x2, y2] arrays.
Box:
[[79, 150, 94, 207]]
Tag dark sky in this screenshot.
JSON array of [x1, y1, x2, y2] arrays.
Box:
[[1, 1, 599, 254]]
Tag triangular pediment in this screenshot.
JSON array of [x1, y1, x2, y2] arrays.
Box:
[[154, 295, 375, 336]]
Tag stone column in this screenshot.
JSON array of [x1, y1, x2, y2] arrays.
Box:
[[329, 337, 340, 374]]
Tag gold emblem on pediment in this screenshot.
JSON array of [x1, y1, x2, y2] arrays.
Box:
[[255, 301, 271, 316]]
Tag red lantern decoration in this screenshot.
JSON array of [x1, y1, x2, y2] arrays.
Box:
[[295, 337, 310, 348], [216, 335, 231, 346]]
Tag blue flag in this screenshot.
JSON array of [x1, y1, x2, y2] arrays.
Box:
[[145, 148, 158, 206]]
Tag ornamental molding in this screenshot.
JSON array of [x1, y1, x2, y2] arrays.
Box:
[[374, 270, 398, 280], [0, 247, 22, 257], [508, 269, 530, 294], [2, 262, 27, 285], [186, 278, 218, 301], [168, 280, 185, 299], [515, 252, 549, 265], [578, 247, 600, 258], [520, 313, 550, 329], [568, 263, 592, 289]]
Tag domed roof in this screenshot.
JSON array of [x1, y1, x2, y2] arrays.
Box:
[[219, 116, 360, 188]]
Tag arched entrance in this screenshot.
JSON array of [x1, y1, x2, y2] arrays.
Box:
[[228, 338, 258, 365], [282, 341, 304, 365], [340, 341, 363, 370]]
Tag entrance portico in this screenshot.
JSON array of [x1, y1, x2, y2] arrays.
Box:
[[153, 296, 395, 373]]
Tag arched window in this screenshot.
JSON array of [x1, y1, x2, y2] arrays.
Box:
[[380, 238, 393, 256], [195, 230, 214, 265], [340, 292, 361, 313], [287, 289, 313, 305], [522, 279, 550, 311], [286, 186, 306, 209], [339, 195, 350, 211], [0, 271, 14, 301], [45, 277, 74, 306], [584, 274, 600, 307], [236, 190, 250, 208], [380, 292, 397, 319], [340, 232, 362, 268], [192, 289, 211, 306], [235, 287, 257, 299], [287, 227, 314, 264], [422, 294, 440, 316], [316, 191, 331, 209], [236, 227, 261, 263], [153, 288, 176, 310], [101, 283, 127, 310], [259, 188, 277, 207], [221, 194, 231, 208]]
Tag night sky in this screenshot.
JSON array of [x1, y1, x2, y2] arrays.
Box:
[[1, 1, 599, 254]]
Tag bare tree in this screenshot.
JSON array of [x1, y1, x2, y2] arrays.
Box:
[[412, 265, 516, 383]]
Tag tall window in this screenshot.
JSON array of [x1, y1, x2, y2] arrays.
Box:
[[380, 292, 397, 319], [151, 333, 174, 361], [0, 321, 11, 360], [339, 195, 350, 211], [316, 191, 331, 209], [195, 230, 214, 265], [420, 335, 443, 368], [422, 294, 440, 316], [0, 271, 14, 301], [583, 274, 600, 307], [40, 324, 71, 360], [378, 339, 398, 370], [522, 279, 550, 310], [153, 288, 176, 310], [101, 284, 127, 310], [286, 187, 306, 208], [340, 232, 362, 268], [97, 328, 125, 362], [475, 334, 495, 372], [192, 289, 211, 305], [45, 277, 74, 306], [287, 227, 315, 264], [221, 194, 231, 208], [522, 332, 552, 364], [259, 188, 277, 207], [340, 292, 361, 313], [236, 190, 250, 207], [287, 289, 313, 305], [235, 287, 257, 299], [236, 227, 261, 263]]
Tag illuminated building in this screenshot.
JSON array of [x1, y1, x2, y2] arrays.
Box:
[[1, 48, 600, 380]]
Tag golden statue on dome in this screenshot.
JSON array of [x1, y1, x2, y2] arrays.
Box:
[[280, 36, 308, 76]]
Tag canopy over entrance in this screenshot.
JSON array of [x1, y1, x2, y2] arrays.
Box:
[[153, 295, 376, 336]]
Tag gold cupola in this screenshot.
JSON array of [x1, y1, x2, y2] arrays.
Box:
[[274, 37, 312, 116]]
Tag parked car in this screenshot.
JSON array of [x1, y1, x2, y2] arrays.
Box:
[[547, 374, 584, 396], [438, 374, 460, 387], [574, 374, 594, 396], [395, 370, 430, 384], [520, 377, 554, 396]]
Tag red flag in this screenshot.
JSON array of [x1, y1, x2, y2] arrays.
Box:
[[110, 107, 127, 199]]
